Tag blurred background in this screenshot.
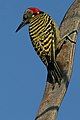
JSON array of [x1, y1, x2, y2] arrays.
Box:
[[0, 0, 80, 120]]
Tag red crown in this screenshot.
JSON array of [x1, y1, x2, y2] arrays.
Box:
[[28, 7, 41, 13]]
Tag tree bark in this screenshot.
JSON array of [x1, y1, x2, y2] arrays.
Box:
[[35, 0, 80, 120]]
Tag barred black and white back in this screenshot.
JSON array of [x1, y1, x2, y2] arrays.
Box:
[[29, 12, 63, 85], [29, 13, 56, 66]]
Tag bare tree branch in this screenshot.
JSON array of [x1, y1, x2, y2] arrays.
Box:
[[35, 0, 80, 120]]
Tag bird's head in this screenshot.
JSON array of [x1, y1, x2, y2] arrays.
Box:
[[16, 7, 43, 32]]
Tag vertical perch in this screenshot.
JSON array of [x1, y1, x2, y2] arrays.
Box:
[[35, 0, 80, 120]]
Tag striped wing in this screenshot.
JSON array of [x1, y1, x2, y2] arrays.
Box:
[[29, 13, 56, 66]]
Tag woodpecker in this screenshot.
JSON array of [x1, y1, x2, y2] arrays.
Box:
[[16, 7, 66, 85]]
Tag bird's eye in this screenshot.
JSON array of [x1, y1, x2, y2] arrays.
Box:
[[23, 14, 27, 20], [32, 15, 35, 17], [23, 11, 33, 21]]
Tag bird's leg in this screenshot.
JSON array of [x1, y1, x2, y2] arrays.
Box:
[[47, 30, 78, 87], [62, 29, 78, 44], [56, 29, 77, 57], [47, 30, 77, 86]]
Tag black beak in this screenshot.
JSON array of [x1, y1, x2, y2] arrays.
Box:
[[16, 21, 26, 32]]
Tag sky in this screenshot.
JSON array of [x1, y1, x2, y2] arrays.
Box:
[[0, 0, 80, 120]]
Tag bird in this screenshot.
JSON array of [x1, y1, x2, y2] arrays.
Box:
[[16, 7, 64, 86]]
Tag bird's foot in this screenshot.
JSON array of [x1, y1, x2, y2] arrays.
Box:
[[62, 29, 78, 44]]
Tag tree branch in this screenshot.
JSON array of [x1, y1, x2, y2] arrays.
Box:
[[35, 0, 80, 120]]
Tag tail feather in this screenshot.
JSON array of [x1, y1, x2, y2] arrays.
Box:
[[47, 61, 63, 85], [54, 62, 62, 79]]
